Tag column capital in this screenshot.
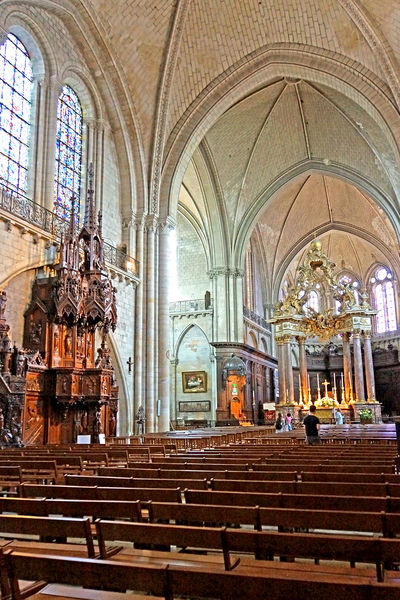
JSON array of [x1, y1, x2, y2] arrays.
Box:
[[144, 214, 158, 232], [295, 336, 306, 345], [363, 330, 372, 339], [158, 216, 176, 234], [353, 331, 361, 339], [342, 331, 352, 342]]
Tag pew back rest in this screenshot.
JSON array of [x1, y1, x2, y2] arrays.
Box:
[[4, 551, 168, 599], [0, 514, 95, 557]]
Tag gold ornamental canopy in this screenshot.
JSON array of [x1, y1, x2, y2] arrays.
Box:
[[270, 240, 376, 343]]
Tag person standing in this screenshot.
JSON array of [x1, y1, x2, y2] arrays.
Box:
[[285, 412, 293, 431], [303, 405, 321, 445], [334, 407, 343, 425], [275, 412, 284, 434]]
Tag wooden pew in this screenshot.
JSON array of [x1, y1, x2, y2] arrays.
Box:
[[0, 514, 95, 558], [0, 461, 58, 484], [210, 479, 399, 497], [9, 550, 400, 600], [95, 520, 236, 571], [184, 489, 394, 511], [97, 466, 298, 482], [0, 467, 22, 496], [0, 498, 48, 517], [20, 483, 183, 504], [3, 552, 168, 600]]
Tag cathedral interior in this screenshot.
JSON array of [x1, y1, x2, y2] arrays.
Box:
[[0, 1, 400, 437]]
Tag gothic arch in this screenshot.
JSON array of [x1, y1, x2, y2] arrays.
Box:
[[161, 46, 400, 223], [173, 323, 212, 359], [107, 331, 131, 435]]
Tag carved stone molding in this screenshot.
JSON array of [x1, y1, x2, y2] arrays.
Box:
[[208, 267, 245, 279]]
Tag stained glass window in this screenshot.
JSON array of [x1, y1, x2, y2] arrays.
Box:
[[305, 290, 319, 314], [54, 85, 82, 219], [0, 33, 33, 195], [371, 267, 397, 333]]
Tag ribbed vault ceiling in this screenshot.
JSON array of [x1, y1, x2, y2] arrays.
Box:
[[256, 173, 400, 297]]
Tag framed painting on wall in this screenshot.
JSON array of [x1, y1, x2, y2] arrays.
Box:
[[182, 371, 207, 393], [179, 400, 211, 412]]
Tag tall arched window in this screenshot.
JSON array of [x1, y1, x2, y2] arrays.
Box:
[[305, 289, 319, 314], [370, 267, 397, 333], [0, 33, 33, 195], [54, 85, 82, 220]]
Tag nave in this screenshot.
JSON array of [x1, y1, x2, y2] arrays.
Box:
[[0, 426, 399, 599]]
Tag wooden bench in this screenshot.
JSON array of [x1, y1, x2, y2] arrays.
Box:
[[0, 467, 22, 496], [2, 551, 168, 600], [97, 466, 297, 482], [210, 478, 400, 497], [95, 520, 235, 571], [0, 514, 95, 558], [0, 461, 58, 485], [20, 483, 183, 504]]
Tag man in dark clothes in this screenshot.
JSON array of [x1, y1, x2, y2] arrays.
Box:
[[303, 404, 321, 445]]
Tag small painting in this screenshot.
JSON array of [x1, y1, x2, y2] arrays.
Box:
[[179, 400, 211, 412], [182, 371, 207, 393]]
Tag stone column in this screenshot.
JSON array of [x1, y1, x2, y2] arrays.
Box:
[[44, 77, 61, 211], [208, 268, 244, 342], [230, 269, 245, 342], [170, 358, 178, 423], [297, 336, 308, 402], [353, 332, 365, 402], [283, 336, 294, 404], [363, 331, 376, 402], [145, 216, 156, 431], [342, 332, 353, 403], [157, 221, 172, 431], [277, 339, 286, 404], [134, 215, 144, 425], [30, 77, 48, 204]]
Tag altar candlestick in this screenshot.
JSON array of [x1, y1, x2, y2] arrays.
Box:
[[333, 372, 336, 388], [341, 372, 344, 388]]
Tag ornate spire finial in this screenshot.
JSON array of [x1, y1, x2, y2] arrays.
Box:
[[88, 163, 94, 191], [84, 163, 96, 231], [68, 194, 76, 237]]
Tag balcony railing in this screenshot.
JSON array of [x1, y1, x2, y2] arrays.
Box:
[[243, 306, 271, 332], [169, 298, 213, 314], [0, 186, 139, 276]]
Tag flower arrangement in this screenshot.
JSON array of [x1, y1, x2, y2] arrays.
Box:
[[359, 407, 373, 420], [315, 397, 339, 408]]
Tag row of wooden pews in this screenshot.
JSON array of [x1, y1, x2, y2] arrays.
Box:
[[0, 432, 399, 598]]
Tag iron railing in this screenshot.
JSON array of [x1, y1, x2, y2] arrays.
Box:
[[243, 306, 271, 332], [169, 298, 213, 313], [0, 186, 139, 276]]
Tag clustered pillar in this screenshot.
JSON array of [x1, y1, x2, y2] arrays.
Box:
[[297, 336, 308, 403], [353, 332, 365, 402], [277, 339, 287, 404], [276, 329, 376, 406], [342, 332, 353, 403], [363, 331, 376, 402], [277, 335, 295, 404]]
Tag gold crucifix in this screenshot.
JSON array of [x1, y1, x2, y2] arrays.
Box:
[[322, 379, 330, 397]]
